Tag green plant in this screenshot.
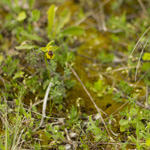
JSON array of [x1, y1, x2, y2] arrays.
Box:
[[1, 0, 150, 149], [47, 4, 85, 39], [0, 86, 34, 150], [87, 116, 107, 142], [118, 103, 150, 149], [98, 51, 114, 64], [66, 105, 80, 126], [44, 124, 65, 142]]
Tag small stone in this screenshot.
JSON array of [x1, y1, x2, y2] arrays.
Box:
[[65, 144, 71, 150], [69, 132, 77, 138]]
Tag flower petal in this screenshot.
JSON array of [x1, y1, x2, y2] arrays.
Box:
[[52, 46, 59, 51], [46, 40, 55, 47], [41, 47, 48, 52], [46, 52, 55, 59], [47, 46, 53, 51]]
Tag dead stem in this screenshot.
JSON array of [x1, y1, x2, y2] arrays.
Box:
[[146, 84, 149, 108], [135, 36, 150, 81], [40, 82, 53, 127], [62, 139, 136, 146], [130, 26, 150, 56], [135, 68, 150, 86], [33, 82, 53, 131], [99, 4, 107, 31]]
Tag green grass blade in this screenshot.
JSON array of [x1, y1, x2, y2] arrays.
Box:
[[47, 4, 55, 36]]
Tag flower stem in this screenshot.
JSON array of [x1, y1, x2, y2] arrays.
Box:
[[44, 54, 51, 79]]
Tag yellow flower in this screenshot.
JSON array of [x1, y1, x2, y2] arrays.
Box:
[[46, 50, 55, 59], [40, 40, 59, 60], [47, 46, 53, 51]]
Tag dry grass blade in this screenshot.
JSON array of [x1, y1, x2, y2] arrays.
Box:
[[134, 36, 150, 81], [33, 82, 53, 132], [40, 82, 53, 127], [130, 26, 150, 56]]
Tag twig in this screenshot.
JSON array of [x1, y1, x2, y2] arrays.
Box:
[[135, 68, 150, 86], [65, 128, 71, 141], [70, 66, 113, 139], [104, 66, 135, 74], [62, 139, 136, 146], [130, 26, 150, 56], [99, 4, 107, 31], [25, 108, 51, 119], [31, 99, 44, 107]]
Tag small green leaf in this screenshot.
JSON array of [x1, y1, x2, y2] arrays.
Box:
[[65, 80, 76, 89], [120, 126, 126, 132], [20, 30, 42, 41], [44, 129, 52, 138], [94, 80, 103, 91], [58, 145, 65, 150], [15, 44, 37, 50], [118, 81, 133, 95], [41, 47, 48, 52], [141, 62, 150, 71], [13, 71, 24, 79], [131, 108, 138, 116], [47, 4, 55, 35], [43, 79, 50, 89], [98, 51, 114, 63], [97, 92, 103, 97], [31, 9, 40, 22], [119, 119, 129, 126], [56, 8, 71, 33], [61, 27, 85, 36], [146, 138, 150, 146], [17, 11, 27, 21], [0, 54, 4, 65], [142, 53, 150, 61], [29, 0, 35, 9]]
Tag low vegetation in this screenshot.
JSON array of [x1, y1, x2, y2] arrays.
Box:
[[0, 0, 150, 149]]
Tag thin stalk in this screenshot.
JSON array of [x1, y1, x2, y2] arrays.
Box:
[[44, 55, 51, 79], [134, 36, 150, 81], [15, 0, 18, 7], [130, 26, 150, 56], [49, 99, 54, 116], [44, 55, 54, 116]]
